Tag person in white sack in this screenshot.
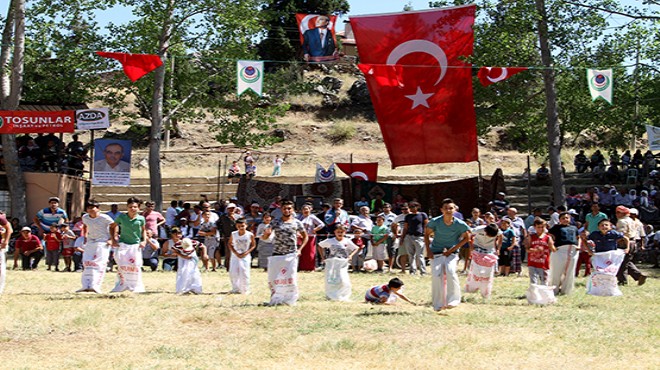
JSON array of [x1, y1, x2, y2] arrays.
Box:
[[464, 222, 502, 301], [228, 218, 256, 294], [0, 211, 13, 295], [318, 224, 360, 301], [78, 199, 114, 293], [425, 198, 470, 311], [109, 197, 146, 293], [170, 238, 203, 294]]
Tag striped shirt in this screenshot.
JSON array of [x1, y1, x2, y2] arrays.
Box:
[[36, 207, 68, 228], [365, 284, 391, 302]]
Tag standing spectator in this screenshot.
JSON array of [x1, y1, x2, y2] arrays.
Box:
[[34, 197, 69, 237], [165, 200, 179, 230], [243, 151, 254, 173], [491, 192, 509, 217], [323, 198, 350, 235], [272, 155, 285, 176], [377, 203, 397, 272], [391, 204, 410, 273], [498, 219, 516, 276], [14, 227, 43, 270], [142, 201, 165, 237], [424, 198, 470, 311], [44, 224, 62, 271], [297, 204, 324, 272], [0, 211, 12, 294], [256, 213, 275, 270], [615, 207, 647, 286], [217, 203, 238, 270], [371, 215, 389, 273], [244, 203, 263, 234], [106, 204, 121, 221], [197, 210, 219, 271], [401, 202, 428, 276]]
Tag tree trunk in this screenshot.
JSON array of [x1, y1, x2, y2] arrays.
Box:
[[149, 0, 174, 212], [535, 0, 565, 207], [0, 0, 27, 224]]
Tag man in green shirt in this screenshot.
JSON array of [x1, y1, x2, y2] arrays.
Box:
[[110, 197, 147, 293]]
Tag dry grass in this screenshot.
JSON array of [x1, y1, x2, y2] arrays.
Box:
[[0, 263, 658, 369]]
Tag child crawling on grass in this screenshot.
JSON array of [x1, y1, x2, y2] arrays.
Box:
[[365, 277, 415, 305]]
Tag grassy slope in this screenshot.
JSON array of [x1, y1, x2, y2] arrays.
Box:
[[0, 266, 657, 369]]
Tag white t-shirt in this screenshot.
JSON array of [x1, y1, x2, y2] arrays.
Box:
[[231, 230, 254, 254], [165, 207, 178, 226], [319, 237, 358, 259], [82, 213, 114, 242], [471, 225, 501, 252]]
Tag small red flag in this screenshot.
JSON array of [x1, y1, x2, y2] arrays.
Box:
[[478, 67, 528, 87], [351, 6, 478, 168], [336, 162, 378, 182], [96, 51, 163, 82]]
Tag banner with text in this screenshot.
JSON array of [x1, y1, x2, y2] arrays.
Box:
[[76, 108, 110, 130], [0, 110, 75, 134]]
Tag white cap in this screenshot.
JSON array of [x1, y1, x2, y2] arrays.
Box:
[[226, 203, 237, 208], [629, 208, 639, 215]]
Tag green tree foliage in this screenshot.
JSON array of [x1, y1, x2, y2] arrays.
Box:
[[258, 0, 350, 64]]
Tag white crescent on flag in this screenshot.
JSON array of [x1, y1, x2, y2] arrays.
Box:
[[386, 39, 448, 86], [350, 171, 368, 181], [486, 67, 508, 83]]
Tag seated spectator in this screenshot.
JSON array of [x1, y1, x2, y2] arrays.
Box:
[[491, 192, 509, 217], [632, 149, 644, 168], [621, 150, 631, 167], [566, 187, 581, 209], [609, 150, 620, 166], [574, 150, 589, 173], [536, 163, 550, 183], [228, 161, 240, 178], [642, 150, 656, 177], [589, 150, 605, 171], [614, 187, 633, 207], [39, 139, 60, 172], [18, 138, 40, 171], [592, 161, 606, 181], [354, 196, 369, 213], [604, 163, 620, 182]]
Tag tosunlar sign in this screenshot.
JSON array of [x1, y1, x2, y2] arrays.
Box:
[[0, 110, 75, 134]]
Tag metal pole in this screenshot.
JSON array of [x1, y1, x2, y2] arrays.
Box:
[[219, 154, 228, 202], [632, 40, 640, 152], [477, 160, 483, 208], [527, 155, 532, 215], [215, 159, 222, 202], [89, 130, 95, 195]]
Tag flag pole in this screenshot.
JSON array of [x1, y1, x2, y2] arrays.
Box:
[[477, 159, 483, 210], [349, 153, 355, 212]]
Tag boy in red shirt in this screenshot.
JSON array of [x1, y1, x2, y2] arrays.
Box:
[[14, 227, 44, 270], [525, 218, 556, 285], [44, 224, 62, 271]]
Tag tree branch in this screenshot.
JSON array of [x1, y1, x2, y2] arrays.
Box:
[[562, 0, 660, 20]]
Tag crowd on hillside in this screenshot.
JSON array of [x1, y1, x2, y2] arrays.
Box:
[[574, 149, 660, 183]]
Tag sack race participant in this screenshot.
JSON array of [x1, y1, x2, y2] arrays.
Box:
[[365, 278, 415, 305], [228, 219, 256, 294], [425, 198, 470, 311], [465, 223, 501, 300], [78, 200, 114, 293], [319, 225, 359, 301], [264, 200, 308, 305], [586, 218, 628, 296], [524, 218, 557, 305], [548, 212, 580, 295], [171, 238, 203, 294], [109, 197, 146, 293], [0, 212, 12, 295]]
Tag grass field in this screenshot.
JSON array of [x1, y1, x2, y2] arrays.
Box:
[[0, 263, 658, 369]]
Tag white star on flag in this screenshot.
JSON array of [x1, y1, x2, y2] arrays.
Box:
[[405, 86, 434, 109]]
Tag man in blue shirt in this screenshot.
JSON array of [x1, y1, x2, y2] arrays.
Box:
[[425, 198, 470, 311], [34, 197, 69, 237]]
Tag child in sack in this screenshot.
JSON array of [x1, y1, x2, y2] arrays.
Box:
[[228, 218, 256, 294], [365, 277, 415, 305]]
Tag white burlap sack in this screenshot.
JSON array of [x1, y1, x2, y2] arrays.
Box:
[[229, 254, 251, 294], [267, 254, 298, 305], [363, 259, 378, 272], [78, 241, 110, 293], [587, 249, 625, 297], [325, 257, 351, 301], [176, 255, 203, 294], [111, 243, 145, 293], [526, 283, 557, 305], [465, 251, 498, 299]]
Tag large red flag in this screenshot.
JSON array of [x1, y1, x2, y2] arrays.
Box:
[[351, 6, 478, 168], [478, 67, 528, 87], [335, 162, 378, 182], [96, 51, 163, 82]]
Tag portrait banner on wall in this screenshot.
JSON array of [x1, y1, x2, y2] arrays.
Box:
[[296, 13, 339, 62], [75, 108, 110, 130], [92, 139, 131, 186]]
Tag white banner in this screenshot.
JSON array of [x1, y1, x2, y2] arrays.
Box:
[[267, 254, 298, 305], [646, 125, 660, 151], [587, 69, 613, 104], [237, 60, 264, 96], [76, 108, 110, 130]]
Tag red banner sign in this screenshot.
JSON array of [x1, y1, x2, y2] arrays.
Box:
[[0, 110, 75, 134]]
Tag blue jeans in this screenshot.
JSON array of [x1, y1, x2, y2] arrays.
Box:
[[143, 257, 159, 271]]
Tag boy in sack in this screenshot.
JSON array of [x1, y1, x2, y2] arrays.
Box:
[[318, 225, 360, 301], [525, 218, 556, 285], [228, 218, 256, 294], [365, 277, 415, 305]]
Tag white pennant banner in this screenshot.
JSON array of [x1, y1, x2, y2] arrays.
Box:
[[587, 69, 613, 104], [237, 60, 264, 96]]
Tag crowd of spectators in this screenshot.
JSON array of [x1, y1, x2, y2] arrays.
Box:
[[8, 133, 88, 175]]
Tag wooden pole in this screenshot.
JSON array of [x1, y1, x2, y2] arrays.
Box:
[[527, 155, 532, 215]]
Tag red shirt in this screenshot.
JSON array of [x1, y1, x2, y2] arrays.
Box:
[[528, 233, 552, 270], [45, 232, 62, 251], [15, 234, 42, 253], [143, 211, 165, 234]]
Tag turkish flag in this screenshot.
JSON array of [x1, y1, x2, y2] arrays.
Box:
[[96, 51, 163, 82], [478, 67, 528, 87], [351, 5, 478, 168], [336, 162, 378, 182]]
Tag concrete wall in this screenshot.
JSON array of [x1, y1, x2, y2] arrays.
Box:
[[24, 172, 88, 221]]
